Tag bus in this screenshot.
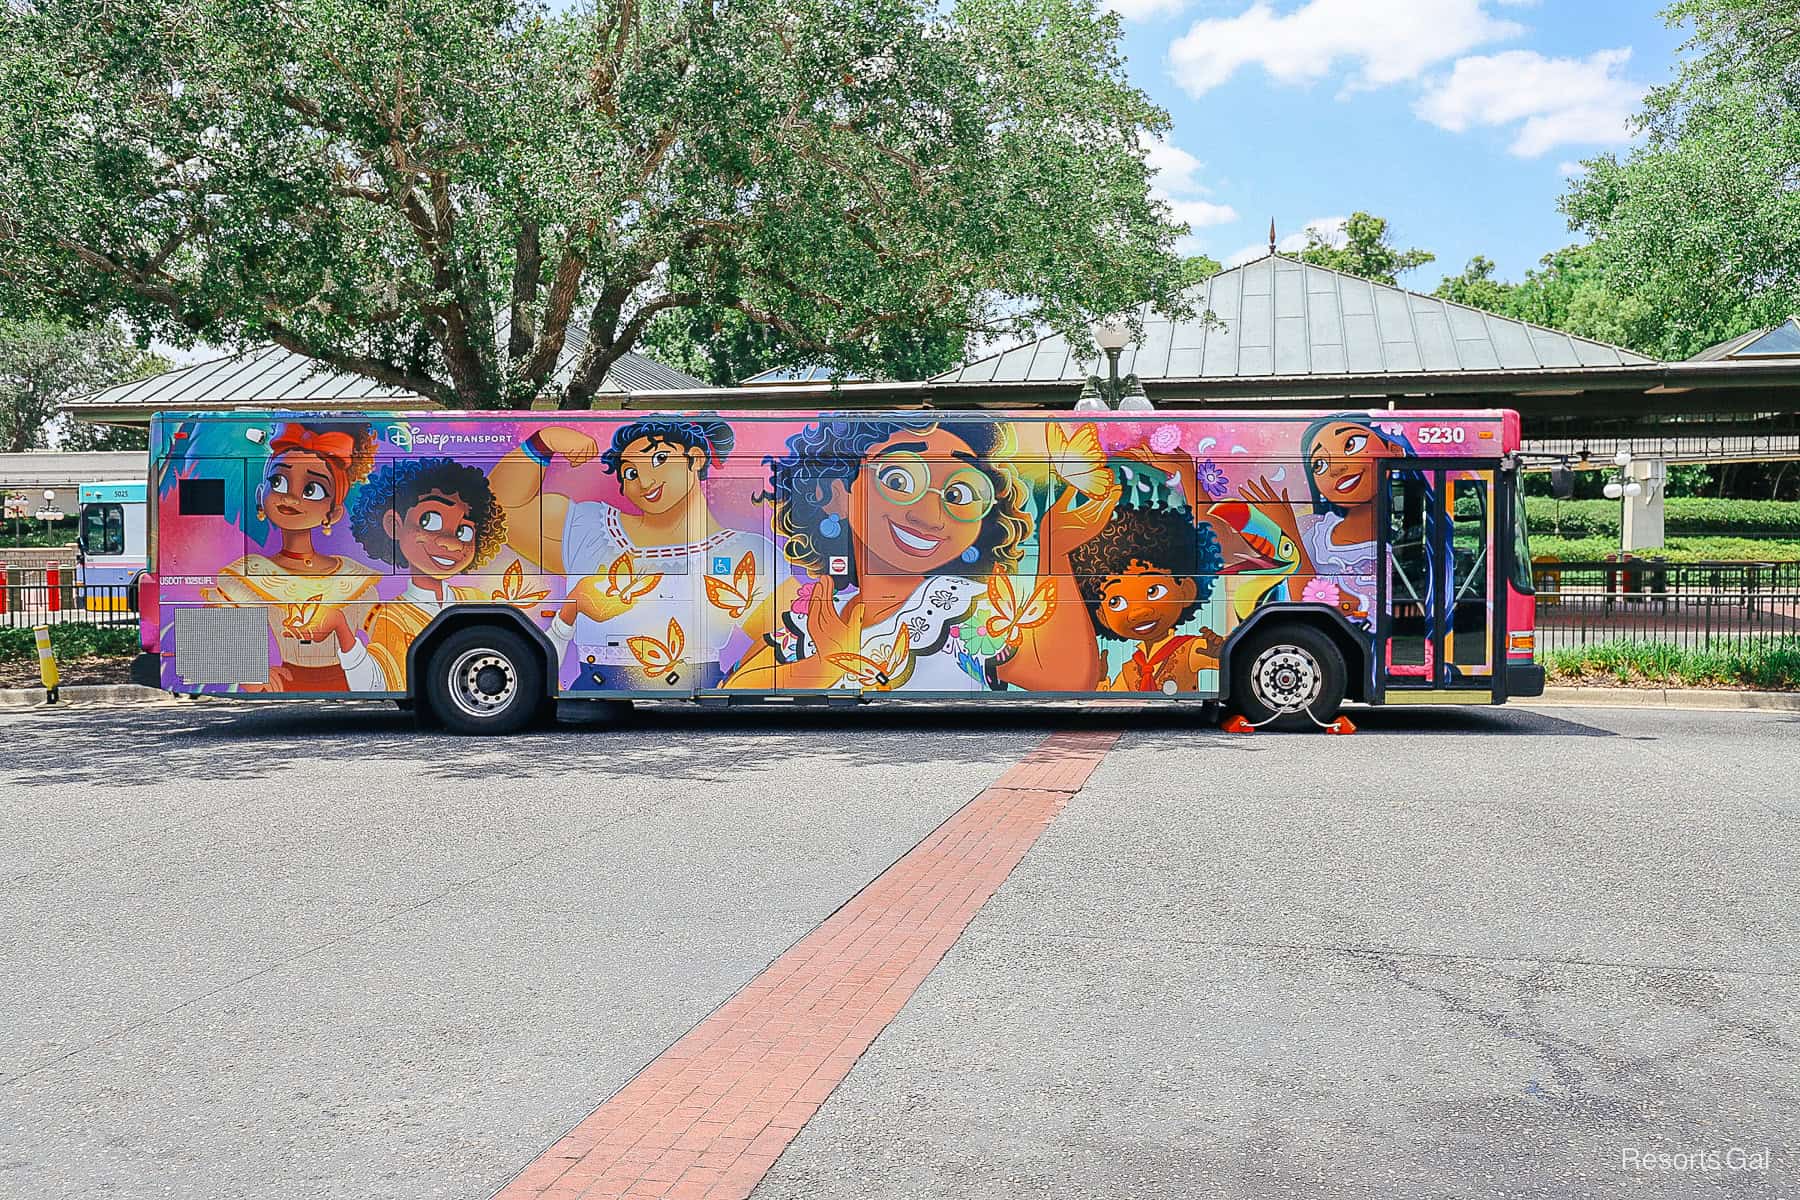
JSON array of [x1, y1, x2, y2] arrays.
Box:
[[133, 408, 1543, 734], [77, 479, 147, 612]]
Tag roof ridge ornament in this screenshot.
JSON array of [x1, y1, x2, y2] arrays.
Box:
[[1268, 218, 1277, 257]]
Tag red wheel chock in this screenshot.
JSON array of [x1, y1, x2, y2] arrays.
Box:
[[1324, 716, 1357, 735], [1220, 714, 1257, 734]]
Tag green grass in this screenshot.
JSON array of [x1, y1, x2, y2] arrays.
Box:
[[0, 623, 138, 663], [1530, 535, 1800, 563], [1545, 638, 1800, 690]]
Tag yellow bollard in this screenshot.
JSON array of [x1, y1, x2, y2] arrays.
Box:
[[34, 625, 59, 703]]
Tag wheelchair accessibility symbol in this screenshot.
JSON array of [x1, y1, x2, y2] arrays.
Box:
[[711, 555, 732, 575]]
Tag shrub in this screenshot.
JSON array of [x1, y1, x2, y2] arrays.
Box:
[[1526, 497, 1800, 540], [0, 623, 139, 663], [1545, 638, 1800, 690]]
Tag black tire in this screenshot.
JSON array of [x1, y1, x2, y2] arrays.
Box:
[[1229, 623, 1348, 732], [421, 625, 545, 736]]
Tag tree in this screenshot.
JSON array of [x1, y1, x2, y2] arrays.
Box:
[[1561, 0, 1800, 360], [1299, 212, 1434, 285], [1434, 245, 1660, 353], [0, 320, 165, 453], [0, 0, 1189, 410], [1434, 256, 1514, 313], [640, 304, 966, 387]]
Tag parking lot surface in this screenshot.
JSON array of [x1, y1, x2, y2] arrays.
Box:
[[1, 700, 1795, 1198]]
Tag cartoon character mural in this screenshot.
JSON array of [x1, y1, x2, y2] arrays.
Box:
[[199, 421, 382, 692], [725, 417, 1117, 692], [1068, 493, 1226, 693], [323, 457, 511, 691], [487, 418, 777, 690], [153, 408, 1504, 701]]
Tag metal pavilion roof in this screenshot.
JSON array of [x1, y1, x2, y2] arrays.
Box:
[[66, 334, 707, 422], [933, 253, 1656, 386], [1690, 318, 1800, 362]]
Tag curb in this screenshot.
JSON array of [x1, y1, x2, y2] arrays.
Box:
[[0, 684, 172, 709], [1528, 686, 1800, 713]]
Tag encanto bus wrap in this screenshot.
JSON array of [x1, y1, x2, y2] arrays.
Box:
[[134, 408, 1543, 733]]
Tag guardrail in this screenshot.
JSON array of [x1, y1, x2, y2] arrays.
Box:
[[0, 563, 136, 628], [1532, 559, 1800, 656]]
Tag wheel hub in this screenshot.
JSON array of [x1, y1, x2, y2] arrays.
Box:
[[449, 649, 518, 719], [1251, 643, 1322, 712]]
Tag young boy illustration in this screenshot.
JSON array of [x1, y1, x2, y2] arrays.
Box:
[[1068, 501, 1226, 694], [315, 457, 511, 691]]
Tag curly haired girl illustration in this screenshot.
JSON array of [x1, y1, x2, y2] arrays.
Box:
[[203, 421, 380, 692], [300, 457, 510, 692], [1068, 502, 1225, 693], [726, 417, 1115, 692]]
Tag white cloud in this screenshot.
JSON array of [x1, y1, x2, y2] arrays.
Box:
[[1415, 47, 1641, 156], [1141, 134, 1240, 254], [1169, 0, 1525, 98], [1104, 0, 1189, 20], [1225, 215, 1345, 266]]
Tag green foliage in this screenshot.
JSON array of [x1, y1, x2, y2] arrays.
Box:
[[0, 621, 137, 663], [0, 319, 165, 452], [60, 421, 149, 452], [1299, 212, 1434, 285], [0, 518, 78, 548], [0, 0, 1189, 409], [1433, 244, 1658, 354], [1526, 497, 1800, 539], [1531, 534, 1800, 563], [1558, 0, 1800, 360], [640, 304, 966, 387], [1545, 638, 1800, 690]]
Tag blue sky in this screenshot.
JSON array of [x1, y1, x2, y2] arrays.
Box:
[[1119, 0, 1689, 286]]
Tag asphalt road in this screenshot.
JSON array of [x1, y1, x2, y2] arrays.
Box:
[[1, 699, 1796, 1199]]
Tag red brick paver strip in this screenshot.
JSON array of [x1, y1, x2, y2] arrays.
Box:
[[493, 729, 1120, 1200]]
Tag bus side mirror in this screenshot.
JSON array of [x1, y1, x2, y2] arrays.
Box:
[[1550, 466, 1575, 500]]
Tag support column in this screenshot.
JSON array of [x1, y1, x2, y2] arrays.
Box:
[[1623, 458, 1665, 552]]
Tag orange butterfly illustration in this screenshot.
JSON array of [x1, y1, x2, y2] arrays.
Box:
[[1047, 421, 1118, 502], [703, 551, 760, 619], [605, 550, 663, 604], [490, 560, 551, 606], [827, 623, 913, 691], [983, 574, 1056, 648], [280, 594, 326, 637], [627, 617, 686, 684]]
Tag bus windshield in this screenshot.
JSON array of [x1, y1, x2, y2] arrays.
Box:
[[81, 503, 125, 557]]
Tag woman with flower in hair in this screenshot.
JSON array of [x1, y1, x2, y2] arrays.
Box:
[[202, 420, 381, 692], [725, 417, 1116, 693]]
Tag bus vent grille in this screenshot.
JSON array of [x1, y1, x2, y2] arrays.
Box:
[[173, 606, 270, 685]]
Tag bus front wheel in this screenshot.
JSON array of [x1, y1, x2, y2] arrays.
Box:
[[1229, 624, 1347, 732], [423, 626, 545, 736]]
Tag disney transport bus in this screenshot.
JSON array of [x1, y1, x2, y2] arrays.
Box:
[[132, 408, 1543, 734]]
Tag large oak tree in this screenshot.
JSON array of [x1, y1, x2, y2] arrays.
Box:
[[0, 0, 1187, 408]]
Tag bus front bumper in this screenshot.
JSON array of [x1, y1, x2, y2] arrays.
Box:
[[1506, 662, 1546, 698]]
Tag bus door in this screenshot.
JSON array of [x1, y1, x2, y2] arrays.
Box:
[[1376, 462, 1499, 702]]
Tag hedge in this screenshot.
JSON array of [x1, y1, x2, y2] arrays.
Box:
[[1530, 535, 1800, 563], [1545, 638, 1800, 690], [0, 623, 139, 664], [1526, 497, 1800, 539]]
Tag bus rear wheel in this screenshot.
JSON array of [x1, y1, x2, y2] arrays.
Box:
[[423, 625, 544, 736], [1229, 624, 1347, 732]]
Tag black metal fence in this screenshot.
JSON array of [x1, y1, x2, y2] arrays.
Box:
[[0, 570, 136, 629], [1532, 559, 1800, 660]]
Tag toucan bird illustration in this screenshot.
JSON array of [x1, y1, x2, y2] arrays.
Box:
[[1209, 501, 1304, 622]]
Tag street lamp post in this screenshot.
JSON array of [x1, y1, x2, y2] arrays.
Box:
[[1079, 318, 1152, 412], [1601, 449, 1642, 556]]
